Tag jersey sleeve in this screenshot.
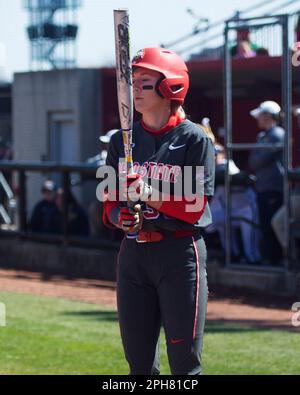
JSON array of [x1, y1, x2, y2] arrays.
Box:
[[184, 131, 216, 197], [156, 128, 215, 225], [102, 132, 124, 228]]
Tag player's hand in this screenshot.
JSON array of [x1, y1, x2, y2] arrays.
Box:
[[118, 204, 143, 232], [122, 173, 152, 202]]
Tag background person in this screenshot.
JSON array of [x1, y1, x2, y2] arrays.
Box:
[[55, 188, 90, 237], [248, 100, 285, 265], [28, 180, 61, 234], [205, 143, 261, 264], [271, 191, 300, 251], [88, 128, 122, 240], [231, 28, 258, 58]]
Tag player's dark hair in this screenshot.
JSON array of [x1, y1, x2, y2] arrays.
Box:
[[171, 101, 186, 119]]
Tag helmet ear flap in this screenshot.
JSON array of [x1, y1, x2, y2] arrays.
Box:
[[158, 76, 187, 103], [155, 75, 165, 98]]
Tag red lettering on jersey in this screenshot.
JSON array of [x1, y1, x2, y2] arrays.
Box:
[[163, 164, 173, 182], [139, 162, 149, 178], [148, 162, 157, 178], [153, 163, 165, 181], [130, 161, 180, 184], [133, 162, 140, 173], [170, 165, 182, 183]]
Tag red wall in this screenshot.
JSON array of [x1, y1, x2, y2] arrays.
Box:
[[100, 60, 300, 169]]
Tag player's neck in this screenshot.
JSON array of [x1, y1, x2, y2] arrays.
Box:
[[142, 109, 171, 131]]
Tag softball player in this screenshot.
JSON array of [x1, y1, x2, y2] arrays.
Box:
[[103, 48, 215, 375]]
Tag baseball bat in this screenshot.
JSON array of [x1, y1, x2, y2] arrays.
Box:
[[114, 9, 140, 237], [113, 9, 134, 176]]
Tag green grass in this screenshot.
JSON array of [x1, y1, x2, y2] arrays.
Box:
[[0, 291, 299, 375]]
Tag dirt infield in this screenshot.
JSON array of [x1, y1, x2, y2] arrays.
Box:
[[0, 268, 297, 332]]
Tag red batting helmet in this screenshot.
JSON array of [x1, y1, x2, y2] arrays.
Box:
[[132, 47, 189, 104]]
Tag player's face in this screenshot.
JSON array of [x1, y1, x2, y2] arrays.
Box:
[[133, 68, 168, 114]]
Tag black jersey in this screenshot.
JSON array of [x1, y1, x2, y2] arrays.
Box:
[[106, 119, 215, 232]]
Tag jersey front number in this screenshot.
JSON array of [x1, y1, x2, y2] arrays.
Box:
[[142, 204, 160, 220]]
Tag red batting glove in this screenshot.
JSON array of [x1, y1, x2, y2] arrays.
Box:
[[118, 205, 142, 232]]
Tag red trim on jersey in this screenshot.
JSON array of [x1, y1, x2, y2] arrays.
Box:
[[103, 191, 119, 229], [141, 113, 184, 135], [158, 195, 208, 224], [192, 237, 200, 340]]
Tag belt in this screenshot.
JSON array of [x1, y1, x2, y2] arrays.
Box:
[[135, 230, 197, 243]]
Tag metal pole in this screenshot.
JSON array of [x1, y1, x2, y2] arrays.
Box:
[[62, 172, 70, 244], [162, 0, 276, 49], [227, 143, 284, 150], [223, 22, 232, 267], [281, 14, 292, 270], [18, 171, 27, 232]]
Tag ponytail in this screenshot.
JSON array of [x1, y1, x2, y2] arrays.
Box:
[[171, 101, 186, 120]]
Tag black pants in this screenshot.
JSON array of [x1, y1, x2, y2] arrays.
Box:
[[257, 191, 283, 264], [116, 235, 208, 375]]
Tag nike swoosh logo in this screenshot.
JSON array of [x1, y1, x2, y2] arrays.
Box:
[[170, 338, 184, 344], [169, 143, 186, 151], [131, 143, 135, 148]]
